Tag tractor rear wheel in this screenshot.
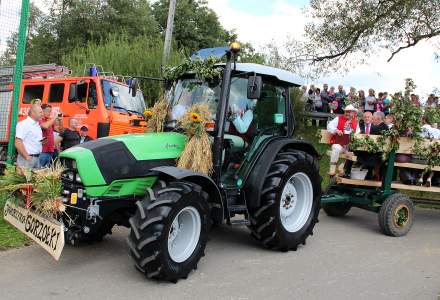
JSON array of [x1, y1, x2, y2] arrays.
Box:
[[249, 150, 321, 251], [378, 193, 414, 237], [127, 181, 210, 282]]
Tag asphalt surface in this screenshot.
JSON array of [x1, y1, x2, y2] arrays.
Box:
[[1, 207, 440, 300]]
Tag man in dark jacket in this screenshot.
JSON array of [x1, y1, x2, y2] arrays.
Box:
[[371, 111, 389, 134], [79, 126, 93, 144]]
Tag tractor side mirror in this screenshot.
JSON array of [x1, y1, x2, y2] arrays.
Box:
[[129, 78, 138, 97], [247, 75, 262, 99]]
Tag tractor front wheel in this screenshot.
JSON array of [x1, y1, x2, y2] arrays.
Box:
[[249, 150, 321, 251], [127, 181, 210, 282], [378, 193, 414, 237]]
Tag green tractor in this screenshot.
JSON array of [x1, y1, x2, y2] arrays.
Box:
[[58, 43, 322, 282]]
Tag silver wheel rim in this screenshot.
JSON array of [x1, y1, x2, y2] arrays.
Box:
[[279, 172, 314, 233], [167, 206, 201, 263]]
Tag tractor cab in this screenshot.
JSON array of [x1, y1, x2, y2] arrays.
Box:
[[164, 62, 302, 188]]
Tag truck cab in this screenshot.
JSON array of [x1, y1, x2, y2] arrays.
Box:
[[0, 64, 147, 164]]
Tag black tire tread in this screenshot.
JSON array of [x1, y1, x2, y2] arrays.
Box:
[[127, 180, 209, 282], [248, 150, 321, 251]]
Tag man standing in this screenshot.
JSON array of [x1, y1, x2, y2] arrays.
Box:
[[79, 126, 93, 144], [15, 104, 43, 169], [320, 84, 331, 112], [39, 104, 61, 167], [327, 105, 358, 176], [57, 118, 80, 151], [364, 89, 376, 113]]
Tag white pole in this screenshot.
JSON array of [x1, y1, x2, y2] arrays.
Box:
[[162, 0, 177, 69]]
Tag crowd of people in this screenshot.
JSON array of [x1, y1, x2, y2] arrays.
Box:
[[326, 104, 440, 186], [14, 99, 93, 170], [301, 84, 438, 114]]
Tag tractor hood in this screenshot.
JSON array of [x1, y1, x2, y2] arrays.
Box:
[[60, 132, 187, 186]]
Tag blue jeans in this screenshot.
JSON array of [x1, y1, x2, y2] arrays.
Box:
[[39, 152, 54, 167]]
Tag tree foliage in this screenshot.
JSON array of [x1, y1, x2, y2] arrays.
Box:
[[152, 0, 233, 53], [283, 0, 440, 77], [62, 34, 184, 104]]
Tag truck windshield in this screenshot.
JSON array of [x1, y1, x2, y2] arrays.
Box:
[[167, 78, 220, 120], [101, 80, 146, 114]]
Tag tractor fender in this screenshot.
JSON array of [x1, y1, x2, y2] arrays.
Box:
[[151, 166, 224, 224], [243, 138, 318, 210]]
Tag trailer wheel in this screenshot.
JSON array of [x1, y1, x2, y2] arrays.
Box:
[[378, 193, 414, 237], [322, 203, 352, 217], [127, 181, 209, 282], [249, 150, 321, 251], [322, 178, 351, 217]]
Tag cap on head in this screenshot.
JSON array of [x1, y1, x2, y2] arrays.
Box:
[[80, 126, 88, 132], [344, 104, 358, 112]]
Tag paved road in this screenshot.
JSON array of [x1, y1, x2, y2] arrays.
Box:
[[1, 208, 440, 300]]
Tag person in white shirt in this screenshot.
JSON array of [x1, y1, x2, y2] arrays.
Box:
[[230, 99, 256, 134], [364, 88, 376, 113], [15, 104, 44, 169]]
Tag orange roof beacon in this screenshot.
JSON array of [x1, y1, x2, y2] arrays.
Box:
[[0, 64, 147, 164]]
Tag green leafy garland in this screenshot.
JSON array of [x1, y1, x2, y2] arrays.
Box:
[[163, 56, 223, 83]]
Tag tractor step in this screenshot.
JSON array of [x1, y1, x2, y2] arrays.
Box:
[[230, 219, 250, 226], [228, 205, 248, 214]]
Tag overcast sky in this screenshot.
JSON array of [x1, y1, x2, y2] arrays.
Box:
[[7, 0, 440, 97]]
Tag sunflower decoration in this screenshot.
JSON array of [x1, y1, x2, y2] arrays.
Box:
[[144, 109, 153, 119], [177, 103, 213, 175], [145, 96, 169, 133]]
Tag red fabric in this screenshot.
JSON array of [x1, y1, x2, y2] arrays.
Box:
[[330, 116, 357, 144], [365, 124, 370, 135], [39, 116, 55, 153]]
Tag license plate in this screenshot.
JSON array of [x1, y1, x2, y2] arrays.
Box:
[[3, 200, 65, 260], [70, 193, 77, 205]]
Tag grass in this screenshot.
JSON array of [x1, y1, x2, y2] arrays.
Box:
[[0, 196, 30, 250], [295, 125, 331, 189]]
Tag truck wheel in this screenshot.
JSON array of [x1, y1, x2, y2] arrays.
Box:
[[378, 193, 414, 237], [127, 181, 210, 282], [322, 203, 352, 217], [249, 150, 321, 251]]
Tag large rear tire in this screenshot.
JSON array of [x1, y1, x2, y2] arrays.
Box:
[[127, 181, 210, 282], [248, 150, 321, 251]]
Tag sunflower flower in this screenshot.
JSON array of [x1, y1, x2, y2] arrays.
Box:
[[190, 112, 202, 123], [144, 109, 153, 118]]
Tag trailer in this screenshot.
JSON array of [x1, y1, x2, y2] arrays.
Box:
[[320, 130, 440, 236]]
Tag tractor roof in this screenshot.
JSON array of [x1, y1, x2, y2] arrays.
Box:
[[218, 63, 303, 87]]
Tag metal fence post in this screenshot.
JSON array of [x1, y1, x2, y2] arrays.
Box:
[[6, 0, 30, 164]]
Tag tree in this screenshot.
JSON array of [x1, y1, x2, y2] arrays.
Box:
[[283, 0, 440, 76], [152, 0, 233, 54]]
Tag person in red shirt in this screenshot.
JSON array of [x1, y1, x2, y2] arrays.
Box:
[[39, 104, 62, 167], [326, 105, 358, 176]]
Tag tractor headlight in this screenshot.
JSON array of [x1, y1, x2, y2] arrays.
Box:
[[75, 173, 82, 183], [62, 171, 74, 182]]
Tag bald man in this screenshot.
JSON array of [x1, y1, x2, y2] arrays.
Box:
[[15, 104, 44, 169]]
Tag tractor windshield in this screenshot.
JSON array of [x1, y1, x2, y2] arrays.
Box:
[[101, 80, 146, 115], [167, 78, 220, 121]]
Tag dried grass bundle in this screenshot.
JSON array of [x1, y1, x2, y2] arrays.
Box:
[[145, 96, 169, 133], [0, 165, 28, 193], [31, 162, 65, 218], [177, 103, 213, 175]]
